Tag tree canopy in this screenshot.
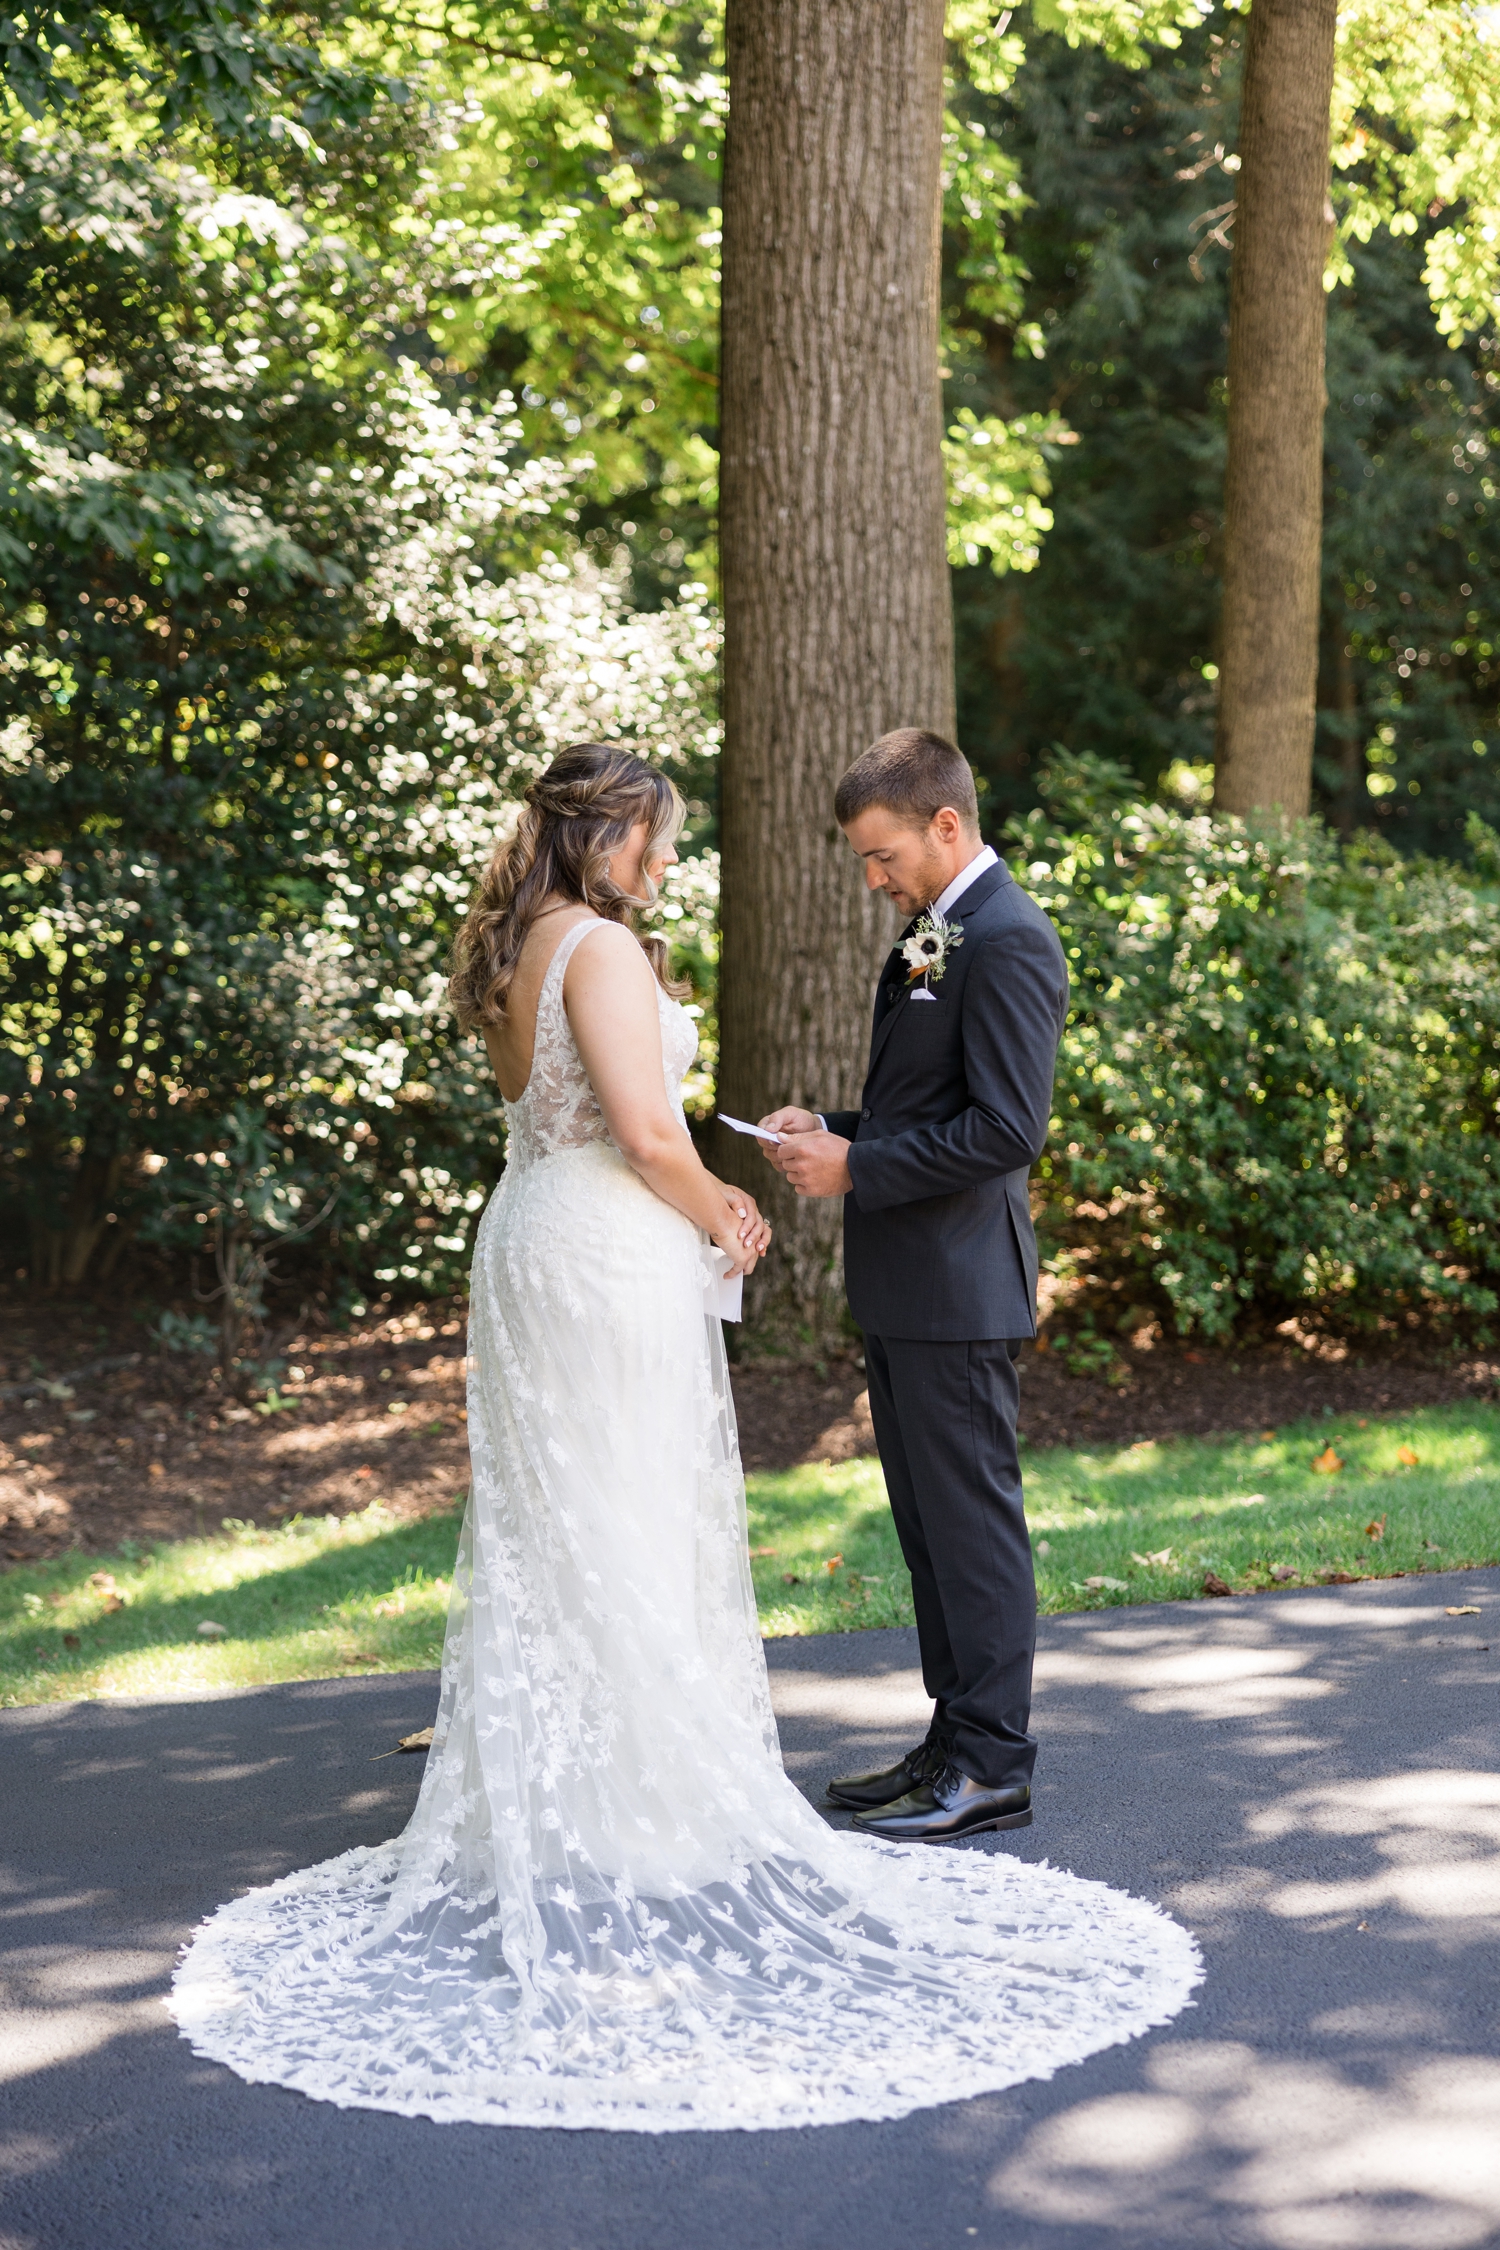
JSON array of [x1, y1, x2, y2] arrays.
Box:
[[4, 0, 1500, 1326]]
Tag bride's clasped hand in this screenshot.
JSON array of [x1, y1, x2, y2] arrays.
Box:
[[169, 737, 1201, 2133]]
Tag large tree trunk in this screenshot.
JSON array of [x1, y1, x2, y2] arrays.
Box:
[[1213, 0, 1338, 819], [718, 0, 954, 1345]]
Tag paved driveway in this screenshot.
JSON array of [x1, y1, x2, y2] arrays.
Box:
[[2, 1570, 1497, 2250]]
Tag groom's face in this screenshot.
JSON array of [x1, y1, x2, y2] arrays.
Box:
[[841, 807, 954, 916]]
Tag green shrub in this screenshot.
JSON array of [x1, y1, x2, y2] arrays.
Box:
[[1013, 754, 1500, 1341]]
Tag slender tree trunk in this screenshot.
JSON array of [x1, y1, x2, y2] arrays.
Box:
[[718, 0, 954, 1344], [1332, 626, 1362, 831], [1213, 0, 1338, 819]]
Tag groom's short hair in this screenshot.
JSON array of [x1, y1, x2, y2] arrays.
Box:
[[834, 729, 980, 833]]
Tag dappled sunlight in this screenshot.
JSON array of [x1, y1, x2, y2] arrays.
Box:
[[1246, 1772, 1500, 1931], [989, 2043, 1500, 2248], [0, 1948, 168, 2088], [768, 1661, 927, 1733], [0, 1502, 461, 1703], [1041, 1639, 1331, 1716]]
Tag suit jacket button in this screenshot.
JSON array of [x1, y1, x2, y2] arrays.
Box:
[[861, 1106, 872, 1120]]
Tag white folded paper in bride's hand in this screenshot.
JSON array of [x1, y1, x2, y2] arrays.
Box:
[[703, 1245, 744, 1323]]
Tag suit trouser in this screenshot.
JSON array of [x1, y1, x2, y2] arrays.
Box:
[[862, 1333, 1037, 1791]]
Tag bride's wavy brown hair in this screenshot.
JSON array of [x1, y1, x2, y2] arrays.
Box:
[[449, 742, 687, 1029]]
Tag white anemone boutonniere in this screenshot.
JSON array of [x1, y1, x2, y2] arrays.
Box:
[[900, 906, 963, 999]]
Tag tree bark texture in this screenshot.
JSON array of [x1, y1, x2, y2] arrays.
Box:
[[1213, 0, 1338, 819], [718, 0, 954, 1342]]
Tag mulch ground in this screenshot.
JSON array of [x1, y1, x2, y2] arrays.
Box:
[[2, 1286, 1497, 1567]]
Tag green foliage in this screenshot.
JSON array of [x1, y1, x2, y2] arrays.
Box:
[[0, 0, 406, 142], [0, 111, 719, 1302], [1014, 752, 1500, 1339], [950, 17, 1500, 853]]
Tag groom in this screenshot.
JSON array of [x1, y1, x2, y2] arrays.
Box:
[[760, 729, 1068, 1843]]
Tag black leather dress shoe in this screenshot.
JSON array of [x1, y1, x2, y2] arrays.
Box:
[[851, 1761, 1032, 1843], [825, 1736, 950, 1812]]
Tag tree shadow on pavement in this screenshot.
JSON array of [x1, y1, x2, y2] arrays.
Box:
[[1, 1576, 1496, 2250]]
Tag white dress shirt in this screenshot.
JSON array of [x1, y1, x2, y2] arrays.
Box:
[[933, 843, 997, 918]]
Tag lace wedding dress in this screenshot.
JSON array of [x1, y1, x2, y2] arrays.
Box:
[[170, 918, 1201, 2131]]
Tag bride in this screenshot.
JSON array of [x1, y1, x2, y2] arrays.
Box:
[[171, 741, 1200, 2131]]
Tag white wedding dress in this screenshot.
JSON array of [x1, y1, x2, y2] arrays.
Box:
[[170, 918, 1201, 2131]]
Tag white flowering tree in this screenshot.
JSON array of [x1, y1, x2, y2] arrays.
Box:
[[0, 125, 719, 1323]]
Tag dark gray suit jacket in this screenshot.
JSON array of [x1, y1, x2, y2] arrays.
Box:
[[822, 862, 1069, 1342]]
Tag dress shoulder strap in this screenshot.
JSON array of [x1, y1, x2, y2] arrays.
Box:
[[540, 914, 634, 998], [534, 917, 634, 1041]]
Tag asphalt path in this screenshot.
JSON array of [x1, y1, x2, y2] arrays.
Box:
[[2, 1569, 1498, 2250]]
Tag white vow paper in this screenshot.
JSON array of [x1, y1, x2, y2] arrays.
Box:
[[703, 1247, 744, 1323], [717, 1113, 782, 1144]]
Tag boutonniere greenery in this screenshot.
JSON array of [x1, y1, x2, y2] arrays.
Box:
[[900, 907, 964, 997]]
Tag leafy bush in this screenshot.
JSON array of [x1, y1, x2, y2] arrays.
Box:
[[0, 130, 720, 1312], [1012, 754, 1500, 1343]]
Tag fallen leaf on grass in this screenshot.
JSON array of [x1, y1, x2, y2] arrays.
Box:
[[1312, 1447, 1343, 1474], [1034, 1538, 1051, 1556], [1260, 1429, 1276, 1443], [1131, 1547, 1173, 1568], [1083, 1575, 1127, 1591], [782, 1573, 801, 1586], [1424, 1539, 1443, 1552], [1365, 1515, 1387, 1541], [348, 1651, 379, 1663], [1397, 1445, 1419, 1467], [88, 1570, 116, 1591], [1202, 1572, 1234, 1598], [1270, 1564, 1298, 1582], [1447, 1605, 1482, 1617], [749, 1546, 777, 1558], [1233, 1494, 1268, 1508], [196, 1620, 226, 1638], [1321, 1569, 1360, 1585], [62, 1632, 80, 1650], [824, 1555, 844, 1576], [148, 1462, 165, 1479]]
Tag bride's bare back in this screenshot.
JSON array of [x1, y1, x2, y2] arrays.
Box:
[[480, 902, 596, 1103]]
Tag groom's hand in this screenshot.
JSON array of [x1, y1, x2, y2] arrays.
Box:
[[755, 1106, 821, 1176], [778, 1129, 853, 1199]]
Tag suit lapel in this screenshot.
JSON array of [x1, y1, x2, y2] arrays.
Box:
[[867, 981, 910, 1074], [947, 861, 1012, 925], [862, 863, 1014, 1082]]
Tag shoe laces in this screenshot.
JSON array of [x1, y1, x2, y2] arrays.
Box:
[[906, 1738, 951, 1785]]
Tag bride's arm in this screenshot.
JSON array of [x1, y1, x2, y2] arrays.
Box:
[[566, 926, 770, 1274]]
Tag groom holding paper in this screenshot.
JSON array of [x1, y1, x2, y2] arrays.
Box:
[[758, 730, 1068, 1843]]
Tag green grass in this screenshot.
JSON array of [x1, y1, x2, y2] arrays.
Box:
[[0, 1504, 462, 1708], [749, 1401, 1500, 1633], [3, 1404, 1497, 1706]]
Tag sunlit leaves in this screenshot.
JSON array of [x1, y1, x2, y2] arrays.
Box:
[[1014, 749, 1500, 1339]]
